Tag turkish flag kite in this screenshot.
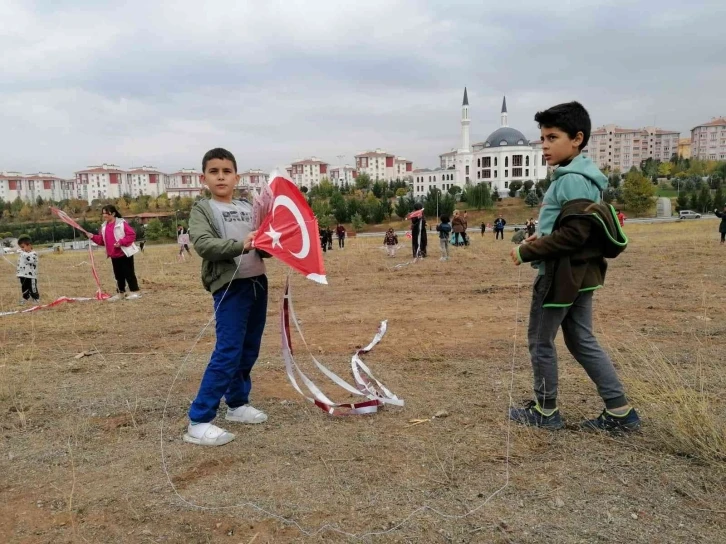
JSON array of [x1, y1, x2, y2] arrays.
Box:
[[253, 175, 327, 284], [405, 208, 423, 220], [51, 207, 90, 235]]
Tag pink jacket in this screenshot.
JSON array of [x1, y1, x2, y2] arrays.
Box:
[[91, 220, 136, 258]]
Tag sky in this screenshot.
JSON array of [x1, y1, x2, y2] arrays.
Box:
[[1, 0, 724, 178]]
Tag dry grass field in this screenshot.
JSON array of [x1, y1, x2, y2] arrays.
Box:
[[1, 221, 725, 543]]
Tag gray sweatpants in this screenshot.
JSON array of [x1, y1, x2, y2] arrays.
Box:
[[439, 238, 449, 259], [528, 276, 627, 410]]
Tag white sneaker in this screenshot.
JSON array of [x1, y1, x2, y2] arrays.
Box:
[[107, 294, 122, 302], [225, 404, 268, 424], [182, 423, 235, 446], [19, 299, 26, 305], [125, 293, 142, 300]]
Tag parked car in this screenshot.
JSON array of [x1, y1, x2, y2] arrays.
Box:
[[679, 210, 701, 219]]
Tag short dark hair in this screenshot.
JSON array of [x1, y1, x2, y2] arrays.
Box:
[[534, 101, 591, 150], [413, 202, 423, 211], [202, 148, 238, 173], [101, 204, 122, 218], [17, 235, 32, 246], [440, 214, 450, 223]]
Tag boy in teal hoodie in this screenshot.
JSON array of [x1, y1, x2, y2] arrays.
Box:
[[509, 102, 640, 432]]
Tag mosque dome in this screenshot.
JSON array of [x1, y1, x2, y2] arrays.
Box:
[[483, 127, 529, 148]]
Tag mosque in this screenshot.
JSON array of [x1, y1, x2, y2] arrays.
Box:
[[411, 89, 548, 199]]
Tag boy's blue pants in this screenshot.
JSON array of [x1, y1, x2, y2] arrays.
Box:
[[189, 276, 268, 423]]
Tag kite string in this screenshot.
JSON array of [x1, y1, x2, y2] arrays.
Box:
[[159, 247, 525, 540]]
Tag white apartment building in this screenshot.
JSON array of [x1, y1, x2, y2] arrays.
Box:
[[239, 169, 269, 196], [411, 168, 458, 199], [166, 168, 204, 198], [125, 166, 165, 198], [329, 165, 356, 186], [286, 157, 329, 188], [589, 124, 680, 171], [354, 149, 413, 182], [691, 117, 726, 161], [0, 172, 78, 203], [75, 164, 128, 203]]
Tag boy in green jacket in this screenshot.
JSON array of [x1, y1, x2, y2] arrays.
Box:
[[509, 102, 640, 433], [183, 148, 269, 446]]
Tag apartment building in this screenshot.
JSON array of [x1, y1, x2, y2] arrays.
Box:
[[588, 125, 680, 171], [411, 168, 458, 199], [75, 164, 128, 203], [691, 117, 726, 161], [355, 149, 413, 182], [329, 165, 356, 186], [165, 168, 204, 198], [239, 169, 269, 196], [678, 138, 692, 159], [286, 157, 329, 188], [0, 172, 79, 203], [125, 166, 165, 198]]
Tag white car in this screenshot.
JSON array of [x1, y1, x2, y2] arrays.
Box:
[[678, 210, 701, 219]]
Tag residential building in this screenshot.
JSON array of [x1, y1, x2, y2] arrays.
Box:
[[354, 149, 413, 182], [239, 169, 269, 196], [286, 158, 329, 188], [0, 172, 78, 203], [124, 166, 165, 198], [329, 165, 357, 186], [166, 168, 204, 198], [434, 90, 547, 197], [589, 124, 680, 171], [411, 168, 458, 199], [75, 164, 128, 203], [690, 117, 726, 161], [678, 138, 692, 159]]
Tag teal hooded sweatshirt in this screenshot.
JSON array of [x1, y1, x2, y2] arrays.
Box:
[[535, 153, 608, 274]]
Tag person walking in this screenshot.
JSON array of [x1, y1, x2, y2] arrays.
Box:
[[493, 214, 506, 240], [177, 225, 192, 262], [336, 223, 346, 249], [715, 206, 726, 244], [436, 215, 452, 261], [383, 228, 399, 257], [480, 222, 486, 237], [462, 210, 470, 246], [525, 218, 537, 238], [411, 203, 427, 258]]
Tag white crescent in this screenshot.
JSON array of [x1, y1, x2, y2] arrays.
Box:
[[273, 195, 310, 259]]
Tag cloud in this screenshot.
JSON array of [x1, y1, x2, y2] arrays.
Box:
[[1, 0, 724, 177]]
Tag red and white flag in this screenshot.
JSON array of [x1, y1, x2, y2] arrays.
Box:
[[253, 173, 327, 284], [405, 208, 423, 220]]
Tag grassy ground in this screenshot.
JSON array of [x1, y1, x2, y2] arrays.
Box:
[[0, 221, 724, 543]]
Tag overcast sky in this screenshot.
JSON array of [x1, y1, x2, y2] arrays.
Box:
[[1, 0, 724, 177]]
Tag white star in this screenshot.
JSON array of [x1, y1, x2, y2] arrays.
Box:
[[265, 224, 283, 249]]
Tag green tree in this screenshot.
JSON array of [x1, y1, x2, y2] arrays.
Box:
[[713, 187, 725, 211], [439, 194, 456, 216], [447, 185, 462, 196], [621, 171, 655, 216], [329, 191, 348, 223], [466, 183, 492, 210], [145, 219, 166, 241], [350, 213, 364, 231], [508, 180, 523, 197], [311, 200, 332, 226], [492, 187, 500, 201], [675, 192, 689, 212], [697, 185, 713, 213], [395, 196, 411, 219], [423, 188, 442, 217], [371, 180, 386, 198], [525, 190, 539, 208], [689, 192, 698, 211], [355, 172, 372, 191], [395, 187, 408, 197]]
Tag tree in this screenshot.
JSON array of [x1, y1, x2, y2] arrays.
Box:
[[675, 192, 689, 212], [713, 187, 725, 211], [523, 180, 534, 192], [447, 185, 462, 196], [697, 185, 712, 213], [395, 196, 411, 219], [657, 162, 672, 178], [395, 187, 408, 197], [423, 187, 442, 217], [689, 192, 698, 211], [620, 171, 655, 216], [329, 191, 348, 223], [355, 172, 372, 191], [492, 187, 500, 201], [525, 190, 539, 208], [439, 194, 456, 217], [508, 180, 523, 198], [145, 219, 166, 241], [350, 213, 364, 231], [466, 183, 493, 210], [311, 200, 332, 226], [371, 180, 386, 198]]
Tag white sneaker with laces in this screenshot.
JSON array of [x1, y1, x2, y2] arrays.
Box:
[[107, 294, 122, 302], [225, 404, 268, 424], [125, 293, 142, 300]]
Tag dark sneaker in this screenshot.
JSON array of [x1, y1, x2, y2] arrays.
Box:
[[509, 401, 564, 430], [581, 408, 641, 433]]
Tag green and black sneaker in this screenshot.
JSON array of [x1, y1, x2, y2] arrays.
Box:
[[509, 400, 564, 430], [581, 408, 641, 433]]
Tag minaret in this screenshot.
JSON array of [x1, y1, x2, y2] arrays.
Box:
[[501, 96, 508, 127], [460, 87, 471, 152]]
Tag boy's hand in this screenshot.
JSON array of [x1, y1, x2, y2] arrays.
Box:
[[243, 231, 257, 251], [510, 247, 521, 266], [524, 234, 537, 243]]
